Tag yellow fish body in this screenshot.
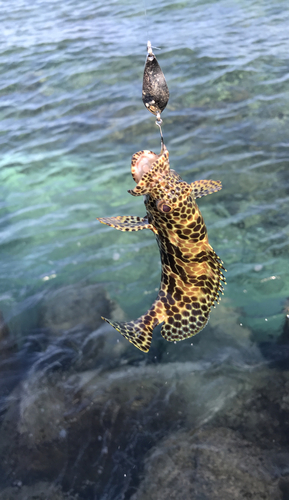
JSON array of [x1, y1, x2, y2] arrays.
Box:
[[97, 145, 226, 352]]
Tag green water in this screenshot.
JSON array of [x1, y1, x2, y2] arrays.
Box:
[[1, 0, 289, 338]]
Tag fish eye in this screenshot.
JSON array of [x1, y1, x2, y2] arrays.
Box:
[[156, 200, 172, 213]]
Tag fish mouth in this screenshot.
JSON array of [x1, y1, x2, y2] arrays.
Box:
[[131, 150, 160, 183]]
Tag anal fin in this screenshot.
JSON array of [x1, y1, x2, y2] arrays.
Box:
[[191, 180, 222, 199], [97, 215, 155, 232]]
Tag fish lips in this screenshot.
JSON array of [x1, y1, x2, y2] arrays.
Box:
[[131, 150, 160, 184]]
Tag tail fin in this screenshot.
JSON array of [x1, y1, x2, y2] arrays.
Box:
[[101, 316, 155, 352]]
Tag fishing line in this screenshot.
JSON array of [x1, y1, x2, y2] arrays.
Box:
[[141, 0, 160, 50], [142, 0, 149, 47]]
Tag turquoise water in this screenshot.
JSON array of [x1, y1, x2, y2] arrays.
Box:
[[1, 0, 288, 340]]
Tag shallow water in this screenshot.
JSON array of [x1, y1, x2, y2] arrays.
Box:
[[0, 0, 289, 498]]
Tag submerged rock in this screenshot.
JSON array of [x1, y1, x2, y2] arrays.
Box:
[[0, 310, 10, 343], [0, 481, 77, 500], [131, 427, 283, 500], [30, 322, 132, 375], [39, 283, 125, 335], [131, 365, 289, 500], [0, 360, 261, 497], [0, 310, 19, 400]]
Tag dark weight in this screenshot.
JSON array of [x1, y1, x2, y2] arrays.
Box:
[[142, 45, 169, 117]]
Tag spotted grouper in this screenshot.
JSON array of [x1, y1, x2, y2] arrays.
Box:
[[97, 144, 226, 352]]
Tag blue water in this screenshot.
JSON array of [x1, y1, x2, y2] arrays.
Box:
[[0, 0, 289, 497]]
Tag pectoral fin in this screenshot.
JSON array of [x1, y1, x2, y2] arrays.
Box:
[[191, 180, 222, 199], [97, 215, 156, 232]]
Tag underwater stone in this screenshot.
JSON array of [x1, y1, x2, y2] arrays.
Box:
[[131, 427, 283, 500], [0, 360, 259, 494], [1, 359, 289, 498], [0, 481, 77, 500], [39, 283, 125, 335], [0, 310, 10, 343]]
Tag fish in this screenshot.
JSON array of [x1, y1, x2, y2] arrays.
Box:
[[97, 143, 226, 352]]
